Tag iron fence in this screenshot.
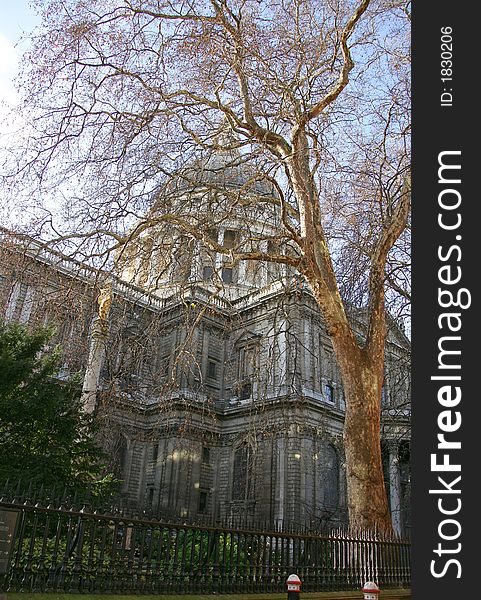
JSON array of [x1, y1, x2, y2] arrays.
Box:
[[0, 497, 410, 594]]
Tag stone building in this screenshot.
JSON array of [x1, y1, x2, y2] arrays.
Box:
[[0, 140, 411, 534]]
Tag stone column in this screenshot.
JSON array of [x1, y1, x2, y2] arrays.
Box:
[[259, 240, 269, 286], [215, 228, 225, 271], [81, 286, 112, 414], [388, 441, 402, 534], [237, 257, 247, 283], [80, 316, 108, 414], [277, 319, 287, 392], [303, 316, 312, 390], [188, 240, 202, 282], [275, 437, 286, 527], [338, 450, 348, 517]]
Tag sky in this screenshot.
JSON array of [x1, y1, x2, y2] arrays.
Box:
[[0, 1, 41, 227], [0, 1, 41, 112]]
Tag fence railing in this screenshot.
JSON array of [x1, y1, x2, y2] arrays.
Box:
[[0, 498, 410, 594]]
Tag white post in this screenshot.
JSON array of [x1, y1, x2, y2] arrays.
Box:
[[362, 581, 380, 600]]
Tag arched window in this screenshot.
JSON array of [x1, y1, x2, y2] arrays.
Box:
[[322, 444, 339, 510], [223, 229, 237, 249], [234, 333, 261, 400], [232, 443, 254, 500], [113, 434, 128, 480]]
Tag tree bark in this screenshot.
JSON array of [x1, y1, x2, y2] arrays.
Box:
[[341, 350, 392, 533]]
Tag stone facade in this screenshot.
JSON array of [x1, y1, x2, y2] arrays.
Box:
[[0, 238, 410, 535], [0, 144, 410, 533]]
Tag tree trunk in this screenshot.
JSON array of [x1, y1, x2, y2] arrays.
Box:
[[287, 128, 397, 534], [340, 348, 393, 534], [307, 280, 393, 533]]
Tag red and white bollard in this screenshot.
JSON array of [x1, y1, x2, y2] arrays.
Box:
[[286, 574, 302, 600], [362, 581, 380, 599]]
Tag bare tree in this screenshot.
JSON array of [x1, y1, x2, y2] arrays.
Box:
[[1, 0, 410, 532]]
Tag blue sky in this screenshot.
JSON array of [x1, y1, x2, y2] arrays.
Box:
[[0, 0, 40, 45], [0, 1, 41, 109]]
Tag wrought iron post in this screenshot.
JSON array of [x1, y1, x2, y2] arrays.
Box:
[[0, 490, 411, 594]]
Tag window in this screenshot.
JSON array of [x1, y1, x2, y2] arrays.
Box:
[[381, 385, 389, 406], [160, 355, 170, 377], [172, 236, 194, 281], [5, 282, 35, 323], [324, 382, 335, 403], [198, 490, 208, 513], [5, 282, 21, 321], [203, 266, 213, 280], [202, 446, 210, 464], [236, 340, 259, 400], [152, 443, 159, 462], [237, 343, 257, 380], [207, 228, 218, 243], [323, 445, 339, 509], [232, 443, 253, 500], [238, 380, 252, 400], [207, 359, 217, 379], [158, 333, 173, 379], [223, 229, 236, 249], [221, 267, 233, 283]]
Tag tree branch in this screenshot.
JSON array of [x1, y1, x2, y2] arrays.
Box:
[[303, 0, 371, 124], [366, 174, 411, 355]]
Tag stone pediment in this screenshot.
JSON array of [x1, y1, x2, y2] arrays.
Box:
[[233, 330, 262, 346]]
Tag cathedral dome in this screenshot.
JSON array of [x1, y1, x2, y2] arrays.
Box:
[[189, 146, 275, 197], [160, 128, 277, 199], [118, 127, 284, 298]]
